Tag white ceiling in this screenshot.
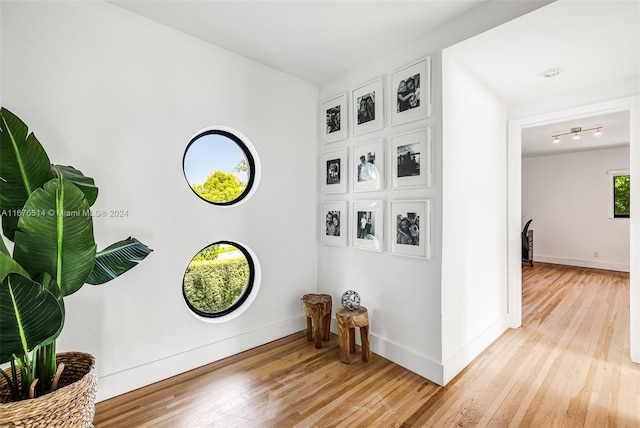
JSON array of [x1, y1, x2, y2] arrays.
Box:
[[446, 1, 639, 106], [107, 0, 487, 86], [107, 0, 639, 157], [446, 0, 639, 157]]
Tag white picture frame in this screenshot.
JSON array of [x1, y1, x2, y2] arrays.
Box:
[[390, 57, 431, 126], [321, 92, 348, 143], [321, 201, 348, 246], [351, 139, 384, 192], [390, 200, 430, 259], [351, 77, 384, 137], [352, 200, 384, 252], [321, 147, 348, 194], [390, 128, 431, 189]]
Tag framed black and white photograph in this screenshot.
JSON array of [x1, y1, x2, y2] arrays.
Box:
[[321, 147, 347, 194], [321, 201, 347, 246], [390, 128, 431, 189], [352, 200, 384, 252], [351, 77, 384, 137], [351, 139, 384, 192], [390, 200, 430, 259], [390, 57, 431, 126], [321, 93, 348, 143]]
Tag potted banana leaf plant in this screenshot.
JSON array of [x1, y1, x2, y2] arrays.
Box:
[[0, 107, 152, 424]]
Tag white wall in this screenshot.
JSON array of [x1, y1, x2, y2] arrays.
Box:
[[522, 147, 630, 271], [318, 2, 547, 385], [1, 0, 553, 401], [1, 1, 318, 401], [440, 53, 509, 383]]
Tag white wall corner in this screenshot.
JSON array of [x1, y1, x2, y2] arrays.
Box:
[[628, 95, 640, 363], [441, 315, 509, 385], [507, 121, 523, 329], [370, 334, 445, 387], [330, 318, 444, 386]]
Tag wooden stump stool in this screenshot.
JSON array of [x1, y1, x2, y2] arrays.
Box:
[[336, 306, 369, 363], [301, 294, 332, 349]]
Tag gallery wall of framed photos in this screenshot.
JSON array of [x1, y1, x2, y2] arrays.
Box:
[[320, 57, 433, 259]]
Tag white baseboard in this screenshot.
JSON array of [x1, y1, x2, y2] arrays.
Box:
[[535, 255, 629, 272], [96, 315, 306, 402], [330, 316, 507, 387], [441, 315, 509, 385], [371, 334, 445, 386], [330, 319, 444, 386], [98, 313, 507, 402]]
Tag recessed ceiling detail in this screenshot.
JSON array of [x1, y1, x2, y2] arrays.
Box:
[[540, 67, 562, 78], [446, 1, 639, 105]]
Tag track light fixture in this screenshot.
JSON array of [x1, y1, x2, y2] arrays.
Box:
[[551, 126, 602, 144]]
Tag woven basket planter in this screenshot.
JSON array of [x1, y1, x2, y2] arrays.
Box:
[[0, 352, 97, 428]]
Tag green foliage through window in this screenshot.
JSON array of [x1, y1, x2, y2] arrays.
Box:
[[191, 244, 220, 262], [183, 129, 255, 206], [183, 243, 252, 316], [613, 175, 630, 218], [191, 169, 247, 204]]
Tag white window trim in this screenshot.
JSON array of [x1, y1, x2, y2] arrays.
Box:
[[608, 169, 630, 219]]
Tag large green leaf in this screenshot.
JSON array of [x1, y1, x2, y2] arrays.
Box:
[[13, 177, 96, 297], [52, 164, 99, 207], [86, 237, 153, 285], [0, 253, 29, 283], [0, 234, 8, 256], [0, 108, 54, 241], [0, 273, 64, 364]]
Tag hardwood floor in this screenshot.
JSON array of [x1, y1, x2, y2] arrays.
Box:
[[94, 263, 639, 427]]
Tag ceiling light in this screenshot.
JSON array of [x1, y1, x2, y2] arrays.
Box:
[[550, 126, 603, 144], [541, 67, 562, 78]]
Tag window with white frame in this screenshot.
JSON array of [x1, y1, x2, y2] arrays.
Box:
[[608, 169, 630, 218]]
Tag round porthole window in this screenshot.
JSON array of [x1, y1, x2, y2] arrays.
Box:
[[183, 241, 259, 321], [183, 127, 259, 206]]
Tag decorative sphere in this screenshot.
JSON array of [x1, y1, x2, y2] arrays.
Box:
[[341, 290, 361, 311]]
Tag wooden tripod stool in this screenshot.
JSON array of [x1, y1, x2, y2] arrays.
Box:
[[301, 294, 332, 349], [336, 306, 369, 363]]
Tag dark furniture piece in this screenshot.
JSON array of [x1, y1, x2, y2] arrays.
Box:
[[522, 219, 533, 267]]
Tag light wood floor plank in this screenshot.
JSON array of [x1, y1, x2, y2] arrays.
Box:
[[94, 263, 640, 427]]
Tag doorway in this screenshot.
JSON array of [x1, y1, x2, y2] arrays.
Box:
[[507, 95, 639, 362]]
